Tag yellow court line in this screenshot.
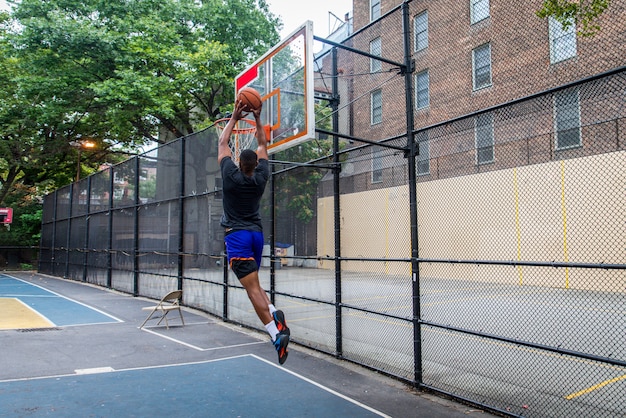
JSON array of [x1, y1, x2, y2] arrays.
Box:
[[565, 374, 626, 400], [560, 160, 570, 288], [513, 168, 524, 285]]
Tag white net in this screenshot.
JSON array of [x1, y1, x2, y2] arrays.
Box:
[[214, 118, 257, 164]]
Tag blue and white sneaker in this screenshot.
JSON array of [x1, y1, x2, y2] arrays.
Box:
[[274, 331, 290, 365]]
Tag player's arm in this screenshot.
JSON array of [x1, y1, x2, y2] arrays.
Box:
[[251, 107, 268, 161], [218, 101, 246, 164]]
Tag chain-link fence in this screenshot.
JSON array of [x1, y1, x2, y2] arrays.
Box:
[[39, 1, 625, 416]]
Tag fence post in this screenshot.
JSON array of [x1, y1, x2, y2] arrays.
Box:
[[50, 190, 58, 274], [332, 46, 343, 358], [133, 156, 140, 296], [178, 138, 185, 291], [82, 176, 91, 282], [65, 184, 74, 279], [107, 165, 113, 288], [269, 153, 276, 303], [401, 1, 422, 387]]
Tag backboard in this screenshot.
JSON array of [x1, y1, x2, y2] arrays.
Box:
[[235, 21, 315, 155]]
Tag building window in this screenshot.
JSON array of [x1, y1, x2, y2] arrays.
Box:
[[470, 0, 490, 24], [416, 131, 430, 175], [372, 146, 383, 183], [475, 113, 494, 164], [472, 43, 492, 90], [414, 11, 428, 52], [370, 37, 382, 73], [554, 88, 581, 150], [370, 0, 381, 21], [371, 89, 382, 125], [415, 70, 429, 110], [549, 17, 577, 63]]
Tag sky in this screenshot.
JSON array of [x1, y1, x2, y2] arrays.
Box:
[[267, 0, 352, 39], [0, 0, 354, 38]]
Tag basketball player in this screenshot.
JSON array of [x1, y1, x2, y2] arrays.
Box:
[[217, 99, 290, 364]]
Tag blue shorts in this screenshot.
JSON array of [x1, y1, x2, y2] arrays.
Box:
[[224, 230, 264, 277]]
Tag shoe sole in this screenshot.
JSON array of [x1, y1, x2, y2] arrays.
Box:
[[273, 310, 290, 336], [276, 333, 290, 365]]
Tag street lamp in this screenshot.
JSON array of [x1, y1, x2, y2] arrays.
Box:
[[70, 140, 96, 182]]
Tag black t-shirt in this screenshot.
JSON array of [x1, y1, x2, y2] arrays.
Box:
[[219, 157, 269, 231]]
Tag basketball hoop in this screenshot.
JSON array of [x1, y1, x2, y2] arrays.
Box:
[[215, 118, 257, 164]]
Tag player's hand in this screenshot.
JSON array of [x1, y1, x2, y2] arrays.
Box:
[[233, 100, 249, 120], [251, 105, 262, 121]]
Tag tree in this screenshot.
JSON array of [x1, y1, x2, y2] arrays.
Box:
[[0, 183, 43, 246], [537, 0, 612, 36], [275, 104, 345, 224], [0, 0, 280, 209], [9, 0, 279, 141]]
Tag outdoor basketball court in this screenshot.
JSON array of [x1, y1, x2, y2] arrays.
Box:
[[0, 19, 494, 418], [0, 355, 385, 417], [0, 272, 475, 417]]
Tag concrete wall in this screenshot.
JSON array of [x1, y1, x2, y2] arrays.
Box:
[[318, 151, 625, 291]]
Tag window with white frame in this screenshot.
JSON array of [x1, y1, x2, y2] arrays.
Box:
[[554, 88, 581, 149], [549, 17, 577, 63], [416, 131, 430, 175], [370, 0, 381, 21], [414, 11, 428, 52], [470, 0, 490, 24], [371, 89, 382, 125], [372, 146, 383, 183], [415, 70, 429, 110], [370, 37, 382, 73], [472, 43, 492, 90], [475, 112, 494, 164]]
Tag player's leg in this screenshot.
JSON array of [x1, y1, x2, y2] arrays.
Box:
[[239, 270, 272, 324], [238, 269, 289, 364], [226, 231, 290, 364], [249, 231, 290, 336], [248, 230, 289, 335]]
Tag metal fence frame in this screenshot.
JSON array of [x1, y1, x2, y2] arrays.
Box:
[[39, 3, 625, 417]]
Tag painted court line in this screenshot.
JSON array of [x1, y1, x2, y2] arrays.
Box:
[[0, 355, 250, 384], [565, 374, 626, 400], [250, 354, 392, 418], [2, 274, 123, 324], [75, 367, 115, 375], [140, 325, 266, 351], [0, 355, 390, 417]]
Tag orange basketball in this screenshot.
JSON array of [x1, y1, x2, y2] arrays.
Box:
[[238, 87, 263, 111]]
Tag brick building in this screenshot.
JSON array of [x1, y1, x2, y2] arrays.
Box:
[[323, 0, 625, 189], [314, 0, 624, 288]]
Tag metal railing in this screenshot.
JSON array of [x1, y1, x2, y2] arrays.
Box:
[[39, 2, 626, 416]]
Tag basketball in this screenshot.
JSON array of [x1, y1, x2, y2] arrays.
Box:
[[238, 87, 263, 111]]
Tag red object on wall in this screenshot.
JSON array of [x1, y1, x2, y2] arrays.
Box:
[[0, 208, 13, 224]]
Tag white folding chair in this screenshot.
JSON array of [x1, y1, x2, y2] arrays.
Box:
[[140, 290, 185, 329]]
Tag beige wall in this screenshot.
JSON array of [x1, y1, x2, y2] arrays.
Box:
[[318, 151, 625, 291]]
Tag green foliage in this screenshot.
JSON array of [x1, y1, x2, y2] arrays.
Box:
[[0, 0, 280, 238], [273, 103, 345, 224], [0, 184, 43, 246], [139, 173, 157, 201], [537, 0, 612, 36]]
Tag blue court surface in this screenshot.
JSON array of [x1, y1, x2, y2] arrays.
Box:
[[0, 355, 386, 417], [0, 274, 121, 328], [0, 272, 480, 418]]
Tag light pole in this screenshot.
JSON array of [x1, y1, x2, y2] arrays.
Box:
[[70, 140, 96, 182]]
